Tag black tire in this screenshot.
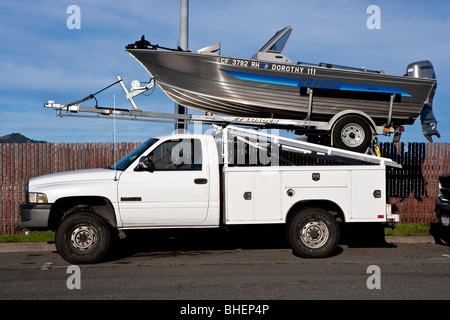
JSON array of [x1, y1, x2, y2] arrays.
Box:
[[438, 225, 450, 245], [332, 115, 372, 153], [55, 211, 112, 264], [287, 207, 340, 258]]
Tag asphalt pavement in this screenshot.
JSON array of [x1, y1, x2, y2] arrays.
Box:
[[0, 236, 449, 302], [0, 235, 436, 253]]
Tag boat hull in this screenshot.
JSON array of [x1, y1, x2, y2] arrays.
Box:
[[126, 49, 436, 126]]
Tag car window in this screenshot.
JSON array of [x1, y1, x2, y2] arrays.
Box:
[[148, 139, 202, 171]]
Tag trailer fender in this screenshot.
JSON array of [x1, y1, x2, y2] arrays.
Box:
[[325, 110, 378, 133]]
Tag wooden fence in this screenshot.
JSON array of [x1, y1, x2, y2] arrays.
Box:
[[0, 142, 139, 234], [0, 142, 449, 234], [380, 142, 450, 224]]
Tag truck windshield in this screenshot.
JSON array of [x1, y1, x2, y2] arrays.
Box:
[[110, 138, 159, 171]]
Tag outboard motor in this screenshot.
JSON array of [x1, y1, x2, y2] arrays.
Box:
[[406, 60, 440, 142], [406, 60, 436, 79]]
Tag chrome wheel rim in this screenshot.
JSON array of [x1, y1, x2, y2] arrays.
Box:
[[300, 220, 329, 249], [70, 225, 98, 251], [341, 123, 365, 148]]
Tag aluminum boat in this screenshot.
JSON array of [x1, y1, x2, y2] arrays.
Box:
[[126, 26, 440, 142]]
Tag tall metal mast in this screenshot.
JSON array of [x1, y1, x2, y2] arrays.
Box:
[[175, 0, 189, 132]]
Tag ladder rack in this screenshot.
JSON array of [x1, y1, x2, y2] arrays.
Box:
[[216, 125, 401, 168]]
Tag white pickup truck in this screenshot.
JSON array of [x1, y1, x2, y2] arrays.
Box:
[[20, 126, 399, 264]]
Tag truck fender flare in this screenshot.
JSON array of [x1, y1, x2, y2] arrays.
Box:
[[285, 200, 345, 224], [50, 197, 117, 230], [63, 204, 116, 228]]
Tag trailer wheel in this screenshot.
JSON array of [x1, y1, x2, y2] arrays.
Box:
[[55, 211, 111, 264], [287, 207, 340, 258], [332, 115, 372, 153]]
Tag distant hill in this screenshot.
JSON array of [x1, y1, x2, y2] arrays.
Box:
[[0, 133, 47, 143]]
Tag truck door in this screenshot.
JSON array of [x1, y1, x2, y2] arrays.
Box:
[[117, 138, 209, 227]]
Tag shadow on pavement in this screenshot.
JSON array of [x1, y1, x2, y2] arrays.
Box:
[[108, 223, 397, 262]]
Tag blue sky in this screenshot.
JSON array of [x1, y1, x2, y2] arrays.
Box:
[[0, 0, 449, 143]]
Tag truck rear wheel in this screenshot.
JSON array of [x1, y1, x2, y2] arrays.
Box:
[[287, 207, 339, 258], [55, 211, 111, 264], [332, 115, 372, 153]]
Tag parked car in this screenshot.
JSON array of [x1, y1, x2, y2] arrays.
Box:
[[435, 173, 450, 244]]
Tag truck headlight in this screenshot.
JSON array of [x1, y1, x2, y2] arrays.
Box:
[[27, 192, 48, 204]]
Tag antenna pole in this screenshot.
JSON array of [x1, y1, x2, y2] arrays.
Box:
[[175, 0, 189, 132]]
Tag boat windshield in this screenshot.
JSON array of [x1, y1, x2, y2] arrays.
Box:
[[109, 138, 159, 171], [259, 26, 292, 53]]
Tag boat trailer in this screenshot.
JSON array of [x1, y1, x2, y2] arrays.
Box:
[[45, 75, 416, 154]]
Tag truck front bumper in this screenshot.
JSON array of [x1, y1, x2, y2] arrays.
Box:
[[20, 203, 52, 228]]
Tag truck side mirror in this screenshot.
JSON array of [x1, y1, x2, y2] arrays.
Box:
[[135, 156, 155, 172]]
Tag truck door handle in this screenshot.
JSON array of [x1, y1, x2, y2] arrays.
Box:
[[194, 178, 208, 185]]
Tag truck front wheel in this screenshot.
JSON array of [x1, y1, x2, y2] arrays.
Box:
[[55, 212, 112, 264], [287, 207, 340, 258]]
